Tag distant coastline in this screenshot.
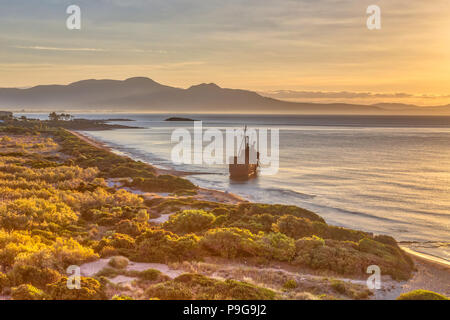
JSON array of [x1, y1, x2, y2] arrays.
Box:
[[2, 77, 450, 115]]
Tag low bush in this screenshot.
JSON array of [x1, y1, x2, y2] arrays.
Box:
[[145, 273, 277, 300], [138, 268, 164, 281], [97, 233, 135, 252], [274, 214, 369, 242], [8, 264, 61, 288], [256, 232, 296, 261], [293, 236, 414, 280], [397, 290, 448, 300], [115, 219, 145, 236], [200, 227, 259, 259], [237, 203, 325, 223], [11, 284, 47, 300], [227, 213, 278, 233], [283, 279, 298, 290], [0, 272, 9, 291], [163, 210, 216, 234], [108, 256, 129, 269], [145, 281, 193, 300], [46, 277, 105, 300], [134, 229, 200, 262], [112, 294, 134, 300], [127, 175, 197, 193]]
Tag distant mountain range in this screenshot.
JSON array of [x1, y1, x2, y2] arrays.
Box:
[[1, 77, 449, 115]]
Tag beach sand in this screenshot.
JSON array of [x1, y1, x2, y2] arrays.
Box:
[[374, 249, 449, 299], [400, 251, 449, 296]]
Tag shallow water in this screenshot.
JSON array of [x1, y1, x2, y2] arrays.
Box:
[[21, 113, 449, 261]]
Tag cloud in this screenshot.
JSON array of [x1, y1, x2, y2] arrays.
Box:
[[261, 90, 450, 100], [12, 46, 169, 54], [13, 46, 106, 52]]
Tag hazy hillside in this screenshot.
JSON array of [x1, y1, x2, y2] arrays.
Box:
[[1, 77, 449, 115]]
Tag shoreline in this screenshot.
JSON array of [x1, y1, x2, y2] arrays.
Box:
[[70, 130, 449, 270], [68, 129, 246, 205], [400, 246, 450, 269], [69, 130, 208, 177]]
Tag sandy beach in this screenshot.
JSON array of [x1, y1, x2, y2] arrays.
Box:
[[398, 250, 449, 297]]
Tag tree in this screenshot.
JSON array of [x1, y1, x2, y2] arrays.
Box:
[[49, 112, 60, 121]]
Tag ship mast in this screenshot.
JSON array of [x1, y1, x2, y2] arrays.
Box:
[[237, 125, 248, 162]]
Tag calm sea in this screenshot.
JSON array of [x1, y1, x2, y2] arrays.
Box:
[[21, 113, 450, 261]]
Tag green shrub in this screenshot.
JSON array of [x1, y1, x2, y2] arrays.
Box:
[[96, 267, 122, 278], [145, 274, 277, 300], [211, 207, 230, 216], [330, 280, 347, 294], [293, 236, 414, 280], [145, 281, 193, 300], [11, 284, 46, 300], [228, 213, 278, 233], [97, 233, 135, 252], [115, 219, 143, 236], [294, 236, 365, 274], [200, 227, 259, 259], [8, 265, 61, 288], [46, 277, 105, 300], [136, 209, 149, 222], [274, 215, 313, 239], [176, 273, 277, 300], [173, 189, 197, 196], [221, 279, 276, 300], [283, 279, 298, 290], [0, 272, 9, 290], [237, 203, 325, 223], [112, 294, 134, 300], [358, 238, 413, 280], [108, 256, 129, 269], [127, 175, 196, 193], [138, 269, 163, 281], [256, 232, 296, 261], [397, 290, 448, 300], [135, 229, 200, 262], [0, 198, 78, 231], [163, 210, 216, 234], [274, 214, 368, 242]]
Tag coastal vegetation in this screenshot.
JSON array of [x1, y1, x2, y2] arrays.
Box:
[[0, 119, 421, 300], [396, 290, 448, 300]]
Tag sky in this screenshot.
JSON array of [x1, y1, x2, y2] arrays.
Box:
[[0, 0, 449, 105]]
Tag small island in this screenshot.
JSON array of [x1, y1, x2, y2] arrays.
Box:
[[165, 117, 197, 122]]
